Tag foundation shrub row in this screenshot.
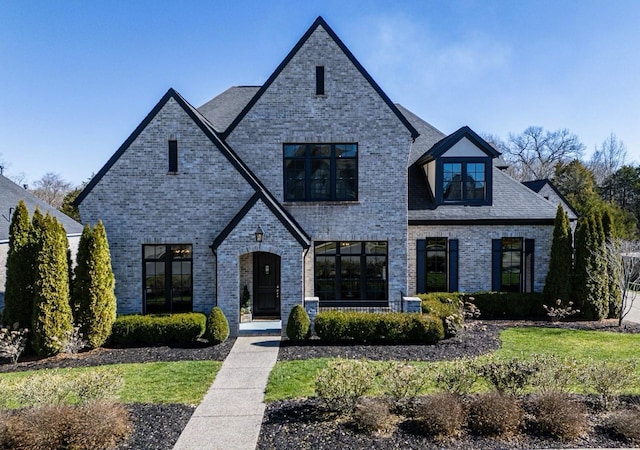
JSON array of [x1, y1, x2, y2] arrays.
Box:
[[313, 357, 640, 443], [419, 291, 548, 320], [110, 312, 207, 346]]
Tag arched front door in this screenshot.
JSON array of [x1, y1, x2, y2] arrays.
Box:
[[253, 252, 281, 318]]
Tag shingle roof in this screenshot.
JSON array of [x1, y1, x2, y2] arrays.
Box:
[[0, 174, 82, 242], [408, 167, 560, 223], [395, 104, 446, 167], [198, 86, 260, 133], [222, 16, 419, 140], [522, 178, 579, 219]]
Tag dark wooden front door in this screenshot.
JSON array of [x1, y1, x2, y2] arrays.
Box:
[[253, 252, 281, 318]]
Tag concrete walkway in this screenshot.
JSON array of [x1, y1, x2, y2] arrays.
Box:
[[173, 334, 280, 450], [622, 291, 640, 324]]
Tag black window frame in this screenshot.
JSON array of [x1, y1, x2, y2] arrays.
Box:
[[143, 244, 193, 314], [425, 237, 448, 292], [491, 238, 535, 293], [283, 143, 358, 202], [436, 157, 492, 205], [315, 66, 325, 95], [168, 139, 178, 173], [314, 241, 387, 307]]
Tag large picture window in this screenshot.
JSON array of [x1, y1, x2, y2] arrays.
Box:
[[284, 143, 357, 201], [438, 158, 491, 205], [315, 241, 387, 306], [143, 244, 193, 314]]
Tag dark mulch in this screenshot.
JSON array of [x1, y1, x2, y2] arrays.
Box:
[[117, 403, 195, 450]]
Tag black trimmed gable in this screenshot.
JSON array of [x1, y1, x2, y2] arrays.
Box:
[[415, 126, 501, 166]]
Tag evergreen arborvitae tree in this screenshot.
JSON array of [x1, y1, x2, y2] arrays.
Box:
[[544, 205, 573, 303], [4, 201, 34, 327], [31, 214, 73, 356], [591, 212, 609, 319], [73, 221, 116, 348], [601, 209, 622, 319], [575, 213, 609, 320]]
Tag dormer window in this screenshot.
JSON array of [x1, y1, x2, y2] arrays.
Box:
[[433, 157, 491, 205]]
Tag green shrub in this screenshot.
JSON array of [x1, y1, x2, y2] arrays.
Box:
[[433, 358, 479, 395], [314, 311, 444, 344], [414, 393, 467, 439], [381, 362, 429, 405], [353, 397, 395, 433], [579, 359, 637, 410], [466, 292, 547, 319], [111, 313, 206, 346], [467, 392, 524, 437], [476, 355, 541, 395], [286, 305, 311, 341], [418, 292, 461, 318], [530, 354, 580, 393], [205, 307, 229, 344], [315, 359, 375, 415], [528, 391, 587, 439], [0, 403, 131, 450]]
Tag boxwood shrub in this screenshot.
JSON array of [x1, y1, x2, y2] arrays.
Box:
[[465, 292, 547, 319], [314, 311, 444, 344], [110, 313, 206, 346], [418, 293, 462, 319]]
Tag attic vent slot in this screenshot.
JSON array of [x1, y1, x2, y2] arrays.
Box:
[[168, 139, 178, 173], [315, 66, 325, 95]]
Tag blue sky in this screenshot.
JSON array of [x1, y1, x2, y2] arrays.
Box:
[[1, 0, 639, 186]]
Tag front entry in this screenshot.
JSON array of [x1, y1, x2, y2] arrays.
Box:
[[253, 252, 281, 318]]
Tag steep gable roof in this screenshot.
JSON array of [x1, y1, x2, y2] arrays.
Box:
[[74, 88, 310, 248], [396, 104, 446, 166], [523, 178, 579, 219], [222, 16, 419, 140], [0, 174, 82, 241], [415, 125, 501, 166], [198, 86, 260, 133]]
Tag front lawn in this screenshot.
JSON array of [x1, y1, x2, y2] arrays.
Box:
[[265, 327, 640, 401], [0, 360, 221, 406]]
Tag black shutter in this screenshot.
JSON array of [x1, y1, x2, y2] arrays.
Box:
[[524, 239, 535, 293], [492, 239, 502, 292], [316, 66, 325, 95], [416, 239, 426, 294], [448, 239, 459, 292], [169, 140, 178, 172]]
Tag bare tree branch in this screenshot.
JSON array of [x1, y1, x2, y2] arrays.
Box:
[[602, 239, 640, 326], [589, 133, 627, 186], [30, 172, 73, 209]]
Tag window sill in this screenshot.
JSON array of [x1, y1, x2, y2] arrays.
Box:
[[167, 171, 179, 175]]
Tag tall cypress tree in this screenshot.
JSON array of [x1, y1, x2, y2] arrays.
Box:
[[73, 221, 116, 348], [544, 205, 573, 303], [576, 213, 609, 320], [31, 214, 73, 356], [573, 215, 588, 310], [4, 201, 33, 327], [601, 209, 622, 318]]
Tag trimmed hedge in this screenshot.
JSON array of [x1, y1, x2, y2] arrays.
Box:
[[110, 313, 206, 346], [314, 311, 444, 344], [466, 292, 547, 319]]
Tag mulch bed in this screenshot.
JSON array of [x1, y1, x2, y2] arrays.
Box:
[[2, 320, 640, 449]]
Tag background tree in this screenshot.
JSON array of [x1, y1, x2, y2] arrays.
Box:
[[574, 214, 609, 320], [29, 172, 72, 209], [589, 133, 627, 186], [3, 201, 34, 327], [499, 126, 585, 181], [31, 214, 73, 356], [72, 221, 116, 348], [543, 205, 573, 303], [602, 239, 640, 326], [60, 187, 82, 221]]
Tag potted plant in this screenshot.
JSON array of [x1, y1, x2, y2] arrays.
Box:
[[240, 285, 252, 322]]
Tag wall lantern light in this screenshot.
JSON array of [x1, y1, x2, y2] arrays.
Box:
[[255, 225, 264, 243]]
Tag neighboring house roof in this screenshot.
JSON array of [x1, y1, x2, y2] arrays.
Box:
[[396, 104, 446, 167], [0, 174, 83, 242], [73, 88, 310, 248], [222, 16, 419, 141], [414, 125, 501, 166], [198, 86, 260, 133], [522, 178, 579, 219], [408, 166, 560, 224]]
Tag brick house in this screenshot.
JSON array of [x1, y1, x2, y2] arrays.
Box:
[[74, 17, 572, 335]]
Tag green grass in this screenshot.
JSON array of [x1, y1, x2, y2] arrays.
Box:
[[0, 360, 221, 406], [265, 327, 640, 401]]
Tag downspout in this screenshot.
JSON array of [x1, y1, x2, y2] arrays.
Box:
[[209, 244, 218, 307], [302, 245, 310, 307]]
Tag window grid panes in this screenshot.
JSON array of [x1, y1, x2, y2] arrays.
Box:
[[143, 244, 193, 314], [314, 241, 387, 305], [442, 161, 487, 202], [284, 143, 357, 201], [425, 237, 447, 292], [501, 238, 522, 293]]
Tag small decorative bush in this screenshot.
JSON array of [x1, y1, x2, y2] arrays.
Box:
[[528, 391, 588, 439], [314, 311, 444, 344], [605, 408, 640, 443], [0, 325, 29, 363], [353, 397, 395, 433], [530, 354, 579, 393], [286, 304, 311, 341], [476, 355, 541, 395], [414, 393, 467, 439], [111, 313, 206, 346], [579, 359, 637, 410], [418, 293, 461, 318], [381, 362, 428, 407], [467, 392, 524, 437], [0, 402, 131, 450], [315, 359, 375, 415], [433, 358, 479, 395], [205, 307, 229, 344]]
